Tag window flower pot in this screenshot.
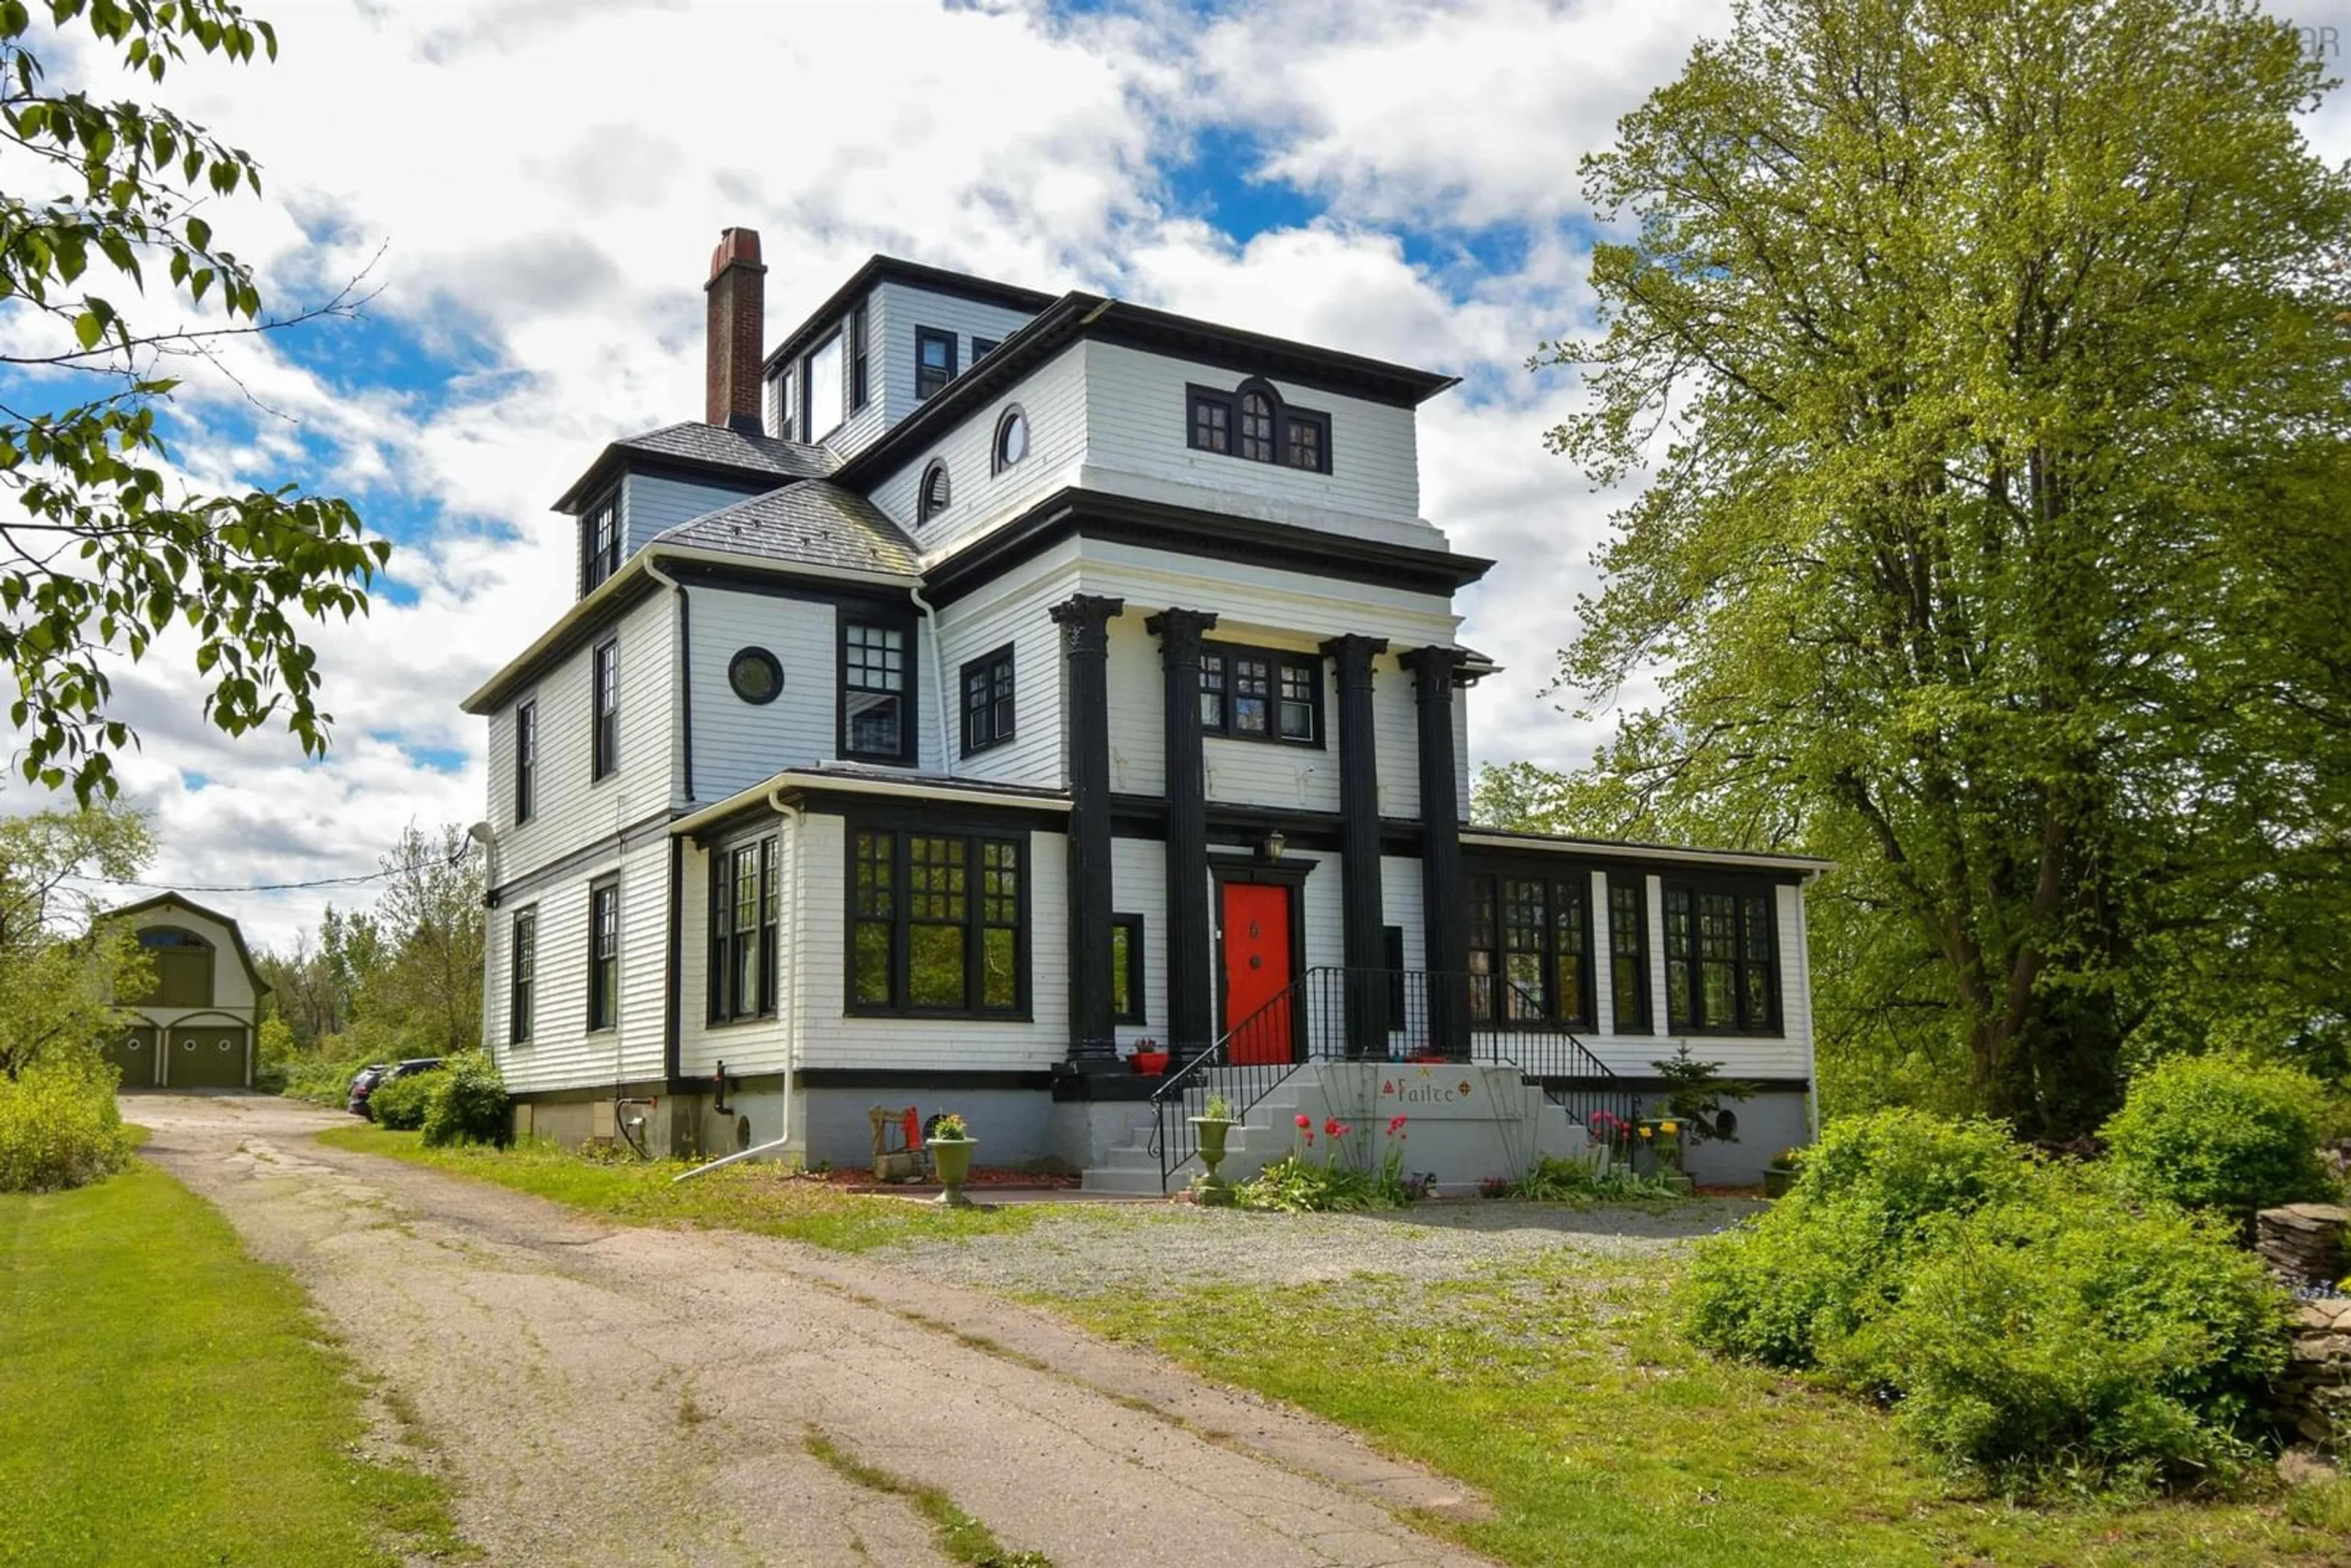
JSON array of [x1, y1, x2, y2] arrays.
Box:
[[1130, 1051, 1170, 1076], [930, 1138, 977, 1206], [1189, 1116, 1239, 1206]]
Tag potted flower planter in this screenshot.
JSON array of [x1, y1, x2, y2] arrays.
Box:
[[929, 1136, 977, 1206], [1190, 1116, 1240, 1206], [1130, 1051, 1171, 1076], [1763, 1149, 1803, 1199]]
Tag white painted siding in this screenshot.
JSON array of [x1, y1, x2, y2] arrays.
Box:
[[934, 555, 1080, 787], [876, 282, 1040, 435], [1111, 836, 1168, 1051], [624, 471, 763, 555], [688, 586, 844, 803], [790, 814, 1071, 1071], [1080, 341, 1434, 541], [677, 829, 789, 1079], [489, 839, 669, 1095], [1450, 696, 1469, 823], [870, 342, 1088, 550], [486, 590, 677, 883], [1079, 538, 1460, 815]]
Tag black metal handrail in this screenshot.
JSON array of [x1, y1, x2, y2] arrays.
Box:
[[1144, 967, 1644, 1190]]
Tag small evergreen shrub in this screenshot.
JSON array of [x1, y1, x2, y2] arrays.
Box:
[[421, 1051, 508, 1148], [367, 1071, 437, 1131], [1833, 1171, 2289, 1490], [0, 1057, 135, 1192], [2100, 1051, 2331, 1220], [1682, 1108, 2033, 1368]]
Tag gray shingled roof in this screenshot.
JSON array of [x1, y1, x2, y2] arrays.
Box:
[[653, 482, 920, 577], [612, 421, 839, 480]]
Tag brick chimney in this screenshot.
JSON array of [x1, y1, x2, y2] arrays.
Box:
[[704, 227, 767, 435]]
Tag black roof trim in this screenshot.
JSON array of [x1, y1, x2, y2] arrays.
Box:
[[762, 255, 1061, 379], [921, 486, 1494, 609], [832, 296, 1461, 494], [550, 424, 836, 515]]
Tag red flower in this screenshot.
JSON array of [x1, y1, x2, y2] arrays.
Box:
[[1295, 1113, 1311, 1129], [1387, 1115, 1408, 1136], [1323, 1117, 1343, 1137]]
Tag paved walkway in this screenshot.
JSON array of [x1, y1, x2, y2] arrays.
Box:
[[129, 1093, 1494, 1568]]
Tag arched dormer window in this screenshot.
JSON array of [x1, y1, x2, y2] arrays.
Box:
[[991, 405, 1029, 475], [918, 459, 951, 525], [1185, 377, 1331, 474]]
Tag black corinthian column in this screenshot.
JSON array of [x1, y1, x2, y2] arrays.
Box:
[[1051, 593, 1124, 1063]]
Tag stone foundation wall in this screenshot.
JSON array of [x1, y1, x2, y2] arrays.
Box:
[[2257, 1204, 2350, 1453]]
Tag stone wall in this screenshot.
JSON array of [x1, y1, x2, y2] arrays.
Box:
[[2257, 1204, 2350, 1454]]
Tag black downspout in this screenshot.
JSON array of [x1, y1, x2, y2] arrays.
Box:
[[1146, 607, 1218, 1063], [1323, 634, 1389, 1058], [663, 835, 684, 1094], [1051, 593, 1125, 1067], [1402, 645, 1470, 1057]]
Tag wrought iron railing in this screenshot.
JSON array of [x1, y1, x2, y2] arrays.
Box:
[[1146, 967, 1643, 1190]]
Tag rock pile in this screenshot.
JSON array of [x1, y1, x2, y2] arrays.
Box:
[[2258, 1206, 2350, 1452], [2257, 1204, 2349, 1284], [2276, 1298, 2351, 1450]]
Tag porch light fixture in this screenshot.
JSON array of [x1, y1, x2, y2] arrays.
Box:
[[1261, 828, 1286, 863]]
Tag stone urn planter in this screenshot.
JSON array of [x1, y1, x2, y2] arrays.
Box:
[[928, 1116, 977, 1207], [1190, 1116, 1240, 1206]]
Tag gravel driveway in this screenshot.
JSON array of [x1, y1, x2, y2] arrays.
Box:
[[127, 1093, 1498, 1568], [882, 1198, 1761, 1301]]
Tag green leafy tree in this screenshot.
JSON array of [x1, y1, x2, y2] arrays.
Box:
[[1538, 0, 2351, 1136], [2, 0, 390, 802], [356, 823, 483, 1054], [0, 800, 152, 1076]]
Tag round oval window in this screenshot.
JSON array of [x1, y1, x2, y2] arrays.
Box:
[[997, 411, 1028, 468], [728, 647, 783, 705]]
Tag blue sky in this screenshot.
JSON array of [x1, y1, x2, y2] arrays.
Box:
[[6, 0, 2347, 948]]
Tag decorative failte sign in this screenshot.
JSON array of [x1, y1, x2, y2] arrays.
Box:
[[1378, 1064, 1486, 1113]]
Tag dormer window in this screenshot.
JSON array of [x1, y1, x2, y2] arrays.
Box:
[[803, 331, 844, 441], [581, 492, 621, 594], [918, 459, 951, 525], [1186, 378, 1331, 473], [915, 327, 956, 400]]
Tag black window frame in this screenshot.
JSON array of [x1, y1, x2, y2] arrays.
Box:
[[917, 459, 951, 526], [837, 610, 919, 765], [708, 835, 779, 1025], [914, 326, 957, 400], [1607, 877, 1649, 1032], [960, 644, 1015, 757], [1197, 640, 1324, 748], [1464, 866, 1596, 1029], [845, 823, 1029, 1019], [849, 302, 870, 411], [580, 488, 621, 595], [727, 645, 782, 705], [1662, 880, 1782, 1035], [587, 879, 619, 1033], [1185, 378, 1332, 474], [509, 906, 536, 1045], [514, 699, 537, 825], [1111, 913, 1144, 1025], [991, 403, 1029, 474], [972, 336, 1000, 361], [591, 637, 620, 781]]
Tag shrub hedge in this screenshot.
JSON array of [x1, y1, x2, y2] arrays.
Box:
[[0, 1057, 135, 1193], [2100, 1052, 2332, 1221], [1683, 1108, 2292, 1491], [366, 1071, 437, 1131], [419, 1051, 507, 1148]]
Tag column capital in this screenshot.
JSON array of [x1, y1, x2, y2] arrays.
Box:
[[1399, 643, 1471, 692], [1144, 606, 1220, 656], [1050, 593, 1125, 655], [1319, 634, 1389, 683]]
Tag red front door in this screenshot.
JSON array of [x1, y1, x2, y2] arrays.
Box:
[[1221, 882, 1295, 1064]]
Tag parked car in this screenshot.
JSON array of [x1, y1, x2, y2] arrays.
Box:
[[358, 1057, 447, 1122], [345, 1063, 391, 1116]]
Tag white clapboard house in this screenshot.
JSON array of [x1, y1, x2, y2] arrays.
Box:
[[463, 231, 1825, 1188]]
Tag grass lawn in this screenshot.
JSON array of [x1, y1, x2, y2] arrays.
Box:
[[317, 1125, 1048, 1252], [1047, 1243, 2351, 1568], [0, 1157, 467, 1568]]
